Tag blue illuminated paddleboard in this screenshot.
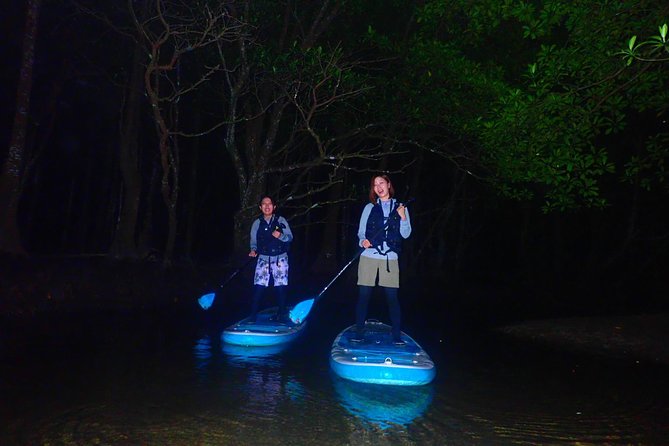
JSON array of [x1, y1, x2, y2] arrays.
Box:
[[222, 306, 307, 347], [330, 321, 436, 386]]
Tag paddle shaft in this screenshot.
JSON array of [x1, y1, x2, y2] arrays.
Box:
[[219, 256, 256, 289], [314, 252, 362, 302], [198, 256, 257, 310]]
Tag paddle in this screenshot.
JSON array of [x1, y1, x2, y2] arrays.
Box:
[[289, 198, 414, 324], [198, 257, 256, 310], [288, 251, 360, 324]]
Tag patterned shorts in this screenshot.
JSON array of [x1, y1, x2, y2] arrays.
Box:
[[254, 255, 289, 287]]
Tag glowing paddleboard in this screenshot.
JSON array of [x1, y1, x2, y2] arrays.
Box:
[[222, 306, 307, 347], [330, 320, 436, 386]]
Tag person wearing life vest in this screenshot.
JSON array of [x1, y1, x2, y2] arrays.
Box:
[[248, 196, 293, 322], [354, 174, 412, 345]]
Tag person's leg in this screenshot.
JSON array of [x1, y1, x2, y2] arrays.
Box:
[[377, 259, 402, 343], [276, 285, 287, 318], [270, 255, 289, 319], [355, 285, 373, 338], [355, 256, 381, 341], [249, 285, 265, 322], [384, 286, 402, 342], [250, 257, 270, 322]]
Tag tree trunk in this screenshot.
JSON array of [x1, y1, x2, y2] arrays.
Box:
[[183, 121, 201, 264], [0, 0, 41, 255], [62, 178, 76, 252], [552, 213, 564, 287], [99, 139, 119, 253], [144, 62, 180, 267], [518, 201, 532, 284], [21, 59, 69, 251], [138, 157, 160, 258], [161, 94, 181, 267], [164, 199, 178, 266], [111, 41, 144, 258], [78, 137, 97, 252]]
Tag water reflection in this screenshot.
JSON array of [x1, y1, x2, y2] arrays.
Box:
[[332, 376, 434, 430], [221, 342, 288, 368], [219, 340, 306, 419], [193, 335, 214, 366]]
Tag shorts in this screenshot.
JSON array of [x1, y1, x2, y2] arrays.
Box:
[[254, 255, 289, 287], [357, 256, 399, 288]]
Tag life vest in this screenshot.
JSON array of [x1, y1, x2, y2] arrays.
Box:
[[256, 215, 289, 256], [365, 199, 402, 255]]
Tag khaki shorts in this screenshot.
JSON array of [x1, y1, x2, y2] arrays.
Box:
[[357, 256, 399, 288]]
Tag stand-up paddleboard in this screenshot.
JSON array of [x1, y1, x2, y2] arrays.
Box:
[[222, 306, 307, 347], [330, 320, 436, 386]]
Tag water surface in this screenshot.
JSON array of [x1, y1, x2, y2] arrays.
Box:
[[2, 296, 667, 445]]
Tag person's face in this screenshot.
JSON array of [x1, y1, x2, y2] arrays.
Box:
[[259, 197, 275, 217], [373, 177, 390, 200]]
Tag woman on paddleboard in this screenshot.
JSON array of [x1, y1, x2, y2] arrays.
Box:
[[354, 174, 412, 345], [248, 196, 293, 322]]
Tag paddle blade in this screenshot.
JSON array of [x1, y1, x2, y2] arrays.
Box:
[[198, 293, 216, 310], [289, 298, 314, 324]]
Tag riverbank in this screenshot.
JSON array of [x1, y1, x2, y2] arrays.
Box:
[[497, 313, 669, 367], [0, 255, 220, 317]]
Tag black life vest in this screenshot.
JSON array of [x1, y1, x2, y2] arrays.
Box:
[[365, 200, 402, 255], [256, 215, 289, 256]]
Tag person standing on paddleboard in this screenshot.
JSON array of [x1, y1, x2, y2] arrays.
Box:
[[248, 196, 293, 322], [354, 174, 412, 345]]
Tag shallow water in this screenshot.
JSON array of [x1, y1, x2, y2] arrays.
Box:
[[1, 296, 668, 445]]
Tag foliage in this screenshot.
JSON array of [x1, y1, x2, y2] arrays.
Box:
[[620, 23, 669, 65], [378, 0, 669, 211], [618, 23, 669, 192]]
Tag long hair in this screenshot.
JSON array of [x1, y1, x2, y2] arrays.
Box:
[[368, 174, 394, 203]]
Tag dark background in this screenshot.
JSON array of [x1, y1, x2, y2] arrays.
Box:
[[2, 0, 668, 321]]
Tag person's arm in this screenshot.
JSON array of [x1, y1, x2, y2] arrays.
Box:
[[357, 204, 373, 247], [249, 219, 259, 254], [276, 217, 293, 243], [399, 207, 411, 239]]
